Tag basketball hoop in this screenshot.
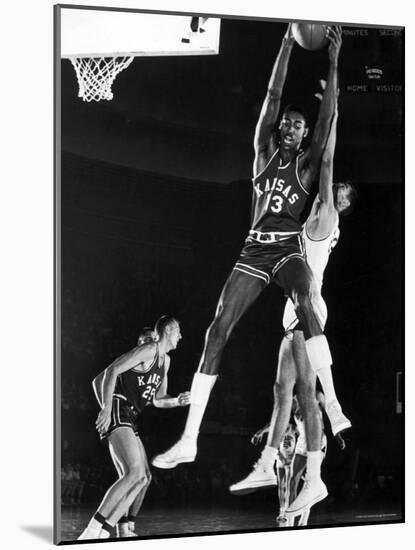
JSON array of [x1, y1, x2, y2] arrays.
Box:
[[61, 9, 221, 102], [69, 56, 134, 102]]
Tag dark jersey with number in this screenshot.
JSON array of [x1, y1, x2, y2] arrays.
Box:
[[251, 149, 309, 233], [113, 344, 165, 413]]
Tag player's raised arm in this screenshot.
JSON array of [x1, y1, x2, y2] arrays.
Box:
[[153, 355, 191, 408], [318, 107, 338, 207], [253, 24, 295, 174], [96, 343, 157, 434], [302, 26, 341, 188]]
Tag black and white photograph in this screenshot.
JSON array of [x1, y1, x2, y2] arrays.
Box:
[[53, 1, 404, 545]]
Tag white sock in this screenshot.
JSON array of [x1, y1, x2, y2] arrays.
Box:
[[128, 521, 135, 532], [306, 450, 322, 481], [183, 372, 217, 439], [118, 522, 129, 536], [305, 335, 332, 372], [261, 445, 278, 464], [317, 368, 338, 404]]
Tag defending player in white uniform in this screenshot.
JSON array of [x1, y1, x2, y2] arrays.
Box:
[[229, 100, 357, 517]]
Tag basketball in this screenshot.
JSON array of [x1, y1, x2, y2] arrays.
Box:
[[292, 23, 329, 51]]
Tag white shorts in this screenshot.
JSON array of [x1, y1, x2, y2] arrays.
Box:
[[282, 294, 328, 332]]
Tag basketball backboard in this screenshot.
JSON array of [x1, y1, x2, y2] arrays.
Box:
[[60, 7, 221, 59]]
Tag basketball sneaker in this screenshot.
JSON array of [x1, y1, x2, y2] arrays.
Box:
[[151, 435, 197, 469], [325, 400, 352, 436], [78, 527, 101, 540], [117, 524, 137, 538], [286, 477, 328, 516], [229, 458, 277, 494], [276, 514, 294, 527], [298, 508, 311, 526], [120, 530, 138, 538]]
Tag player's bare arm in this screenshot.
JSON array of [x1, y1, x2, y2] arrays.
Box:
[[253, 24, 295, 177], [306, 107, 339, 239], [96, 342, 158, 434], [153, 387, 191, 408], [300, 26, 342, 189], [92, 371, 105, 407], [153, 355, 191, 408], [318, 107, 338, 206]]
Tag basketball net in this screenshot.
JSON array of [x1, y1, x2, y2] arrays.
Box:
[[69, 56, 134, 102]]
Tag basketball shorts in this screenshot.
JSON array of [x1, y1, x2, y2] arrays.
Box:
[[100, 396, 140, 440], [282, 294, 328, 333], [233, 233, 304, 286]]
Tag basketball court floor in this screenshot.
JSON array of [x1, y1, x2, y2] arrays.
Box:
[[60, 499, 402, 542]]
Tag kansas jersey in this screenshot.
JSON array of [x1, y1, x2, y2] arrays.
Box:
[[114, 344, 165, 413], [251, 149, 309, 233]]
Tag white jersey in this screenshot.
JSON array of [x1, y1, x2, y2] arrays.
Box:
[[302, 223, 340, 290], [282, 222, 339, 331]]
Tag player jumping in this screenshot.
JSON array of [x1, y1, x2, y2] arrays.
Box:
[[228, 96, 356, 513], [152, 25, 343, 488]]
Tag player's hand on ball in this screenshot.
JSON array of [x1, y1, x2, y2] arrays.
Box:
[[326, 25, 342, 65], [96, 406, 111, 435], [177, 391, 191, 406]]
